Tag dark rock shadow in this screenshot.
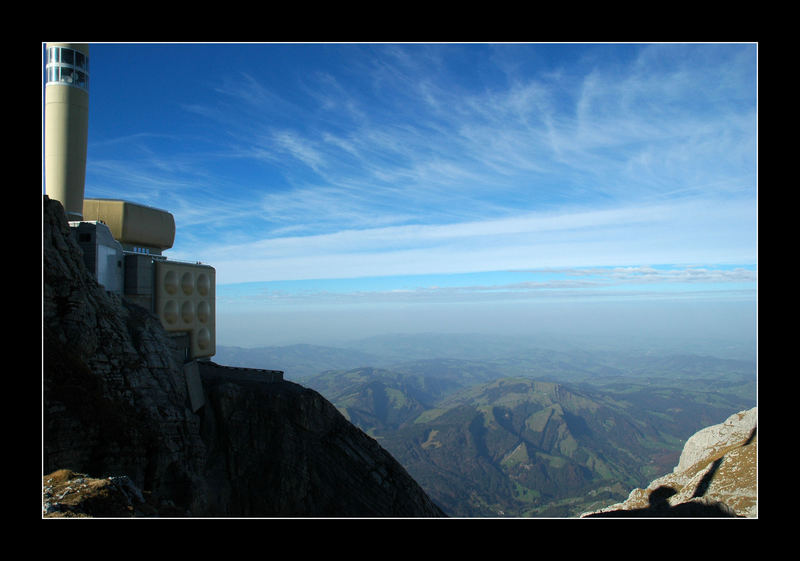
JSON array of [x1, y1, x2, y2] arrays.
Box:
[[691, 457, 723, 499], [585, 422, 756, 518], [584, 484, 739, 517], [743, 426, 757, 446]]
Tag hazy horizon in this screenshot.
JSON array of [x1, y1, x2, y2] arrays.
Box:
[[53, 43, 757, 359], [216, 293, 757, 360]]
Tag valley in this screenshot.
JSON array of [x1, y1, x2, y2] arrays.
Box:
[[214, 333, 756, 517]]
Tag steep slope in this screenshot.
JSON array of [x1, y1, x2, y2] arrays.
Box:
[[43, 198, 210, 513], [197, 366, 444, 516], [42, 195, 444, 517], [582, 407, 757, 517]]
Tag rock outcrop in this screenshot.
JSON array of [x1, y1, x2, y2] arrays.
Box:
[[582, 407, 757, 517], [43, 469, 161, 517], [42, 195, 445, 517]]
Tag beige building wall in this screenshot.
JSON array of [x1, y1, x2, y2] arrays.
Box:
[[154, 260, 216, 359], [83, 198, 176, 252]]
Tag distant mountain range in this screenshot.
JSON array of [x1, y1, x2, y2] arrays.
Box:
[[214, 344, 385, 379], [214, 335, 755, 516], [304, 362, 754, 517], [216, 333, 756, 385]]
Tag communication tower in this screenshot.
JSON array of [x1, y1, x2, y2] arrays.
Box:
[[45, 43, 89, 221]]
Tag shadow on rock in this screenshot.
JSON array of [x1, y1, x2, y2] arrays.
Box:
[[584, 485, 740, 518]]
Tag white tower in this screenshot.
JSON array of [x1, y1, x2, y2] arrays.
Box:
[[44, 43, 89, 221]]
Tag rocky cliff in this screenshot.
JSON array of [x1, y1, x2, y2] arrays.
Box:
[[582, 407, 757, 517], [42, 195, 445, 517]]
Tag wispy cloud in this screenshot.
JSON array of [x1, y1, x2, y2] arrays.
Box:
[[83, 43, 757, 287], [194, 196, 755, 284], [217, 263, 756, 312]]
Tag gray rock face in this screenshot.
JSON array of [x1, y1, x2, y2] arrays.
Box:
[[582, 407, 757, 517], [676, 408, 757, 473], [42, 196, 444, 517], [43, 196, 210, 514]]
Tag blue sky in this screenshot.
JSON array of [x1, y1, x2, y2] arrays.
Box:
[[59, 42, 758, 351]]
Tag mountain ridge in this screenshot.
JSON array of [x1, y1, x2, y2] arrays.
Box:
[[214, 343, 387, 380], [305, 362, 755, 517]]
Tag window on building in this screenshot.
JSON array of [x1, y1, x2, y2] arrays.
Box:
[[46, 46, 89, 91]]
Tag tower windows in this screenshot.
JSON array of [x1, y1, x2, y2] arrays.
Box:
[[46, 46, 88, 91]]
